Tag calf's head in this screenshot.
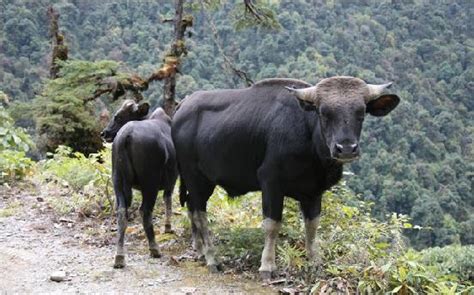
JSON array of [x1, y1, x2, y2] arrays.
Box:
[[100, 100, 150, 142], [286, 76, 399, 163]]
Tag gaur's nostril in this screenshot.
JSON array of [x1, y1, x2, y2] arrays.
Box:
[[335, 144, 343, 153], [351, 143, 358, 153], [100, 131, 104, 137]]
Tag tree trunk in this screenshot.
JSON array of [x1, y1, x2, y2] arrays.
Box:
[[48, 6, 68, 79], [163, 0, 191, 117]]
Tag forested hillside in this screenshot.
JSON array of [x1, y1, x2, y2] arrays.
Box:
[[1, 0, 472, 249]]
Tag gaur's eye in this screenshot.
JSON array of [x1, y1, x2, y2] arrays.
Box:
[[320, 109, 332, 120]]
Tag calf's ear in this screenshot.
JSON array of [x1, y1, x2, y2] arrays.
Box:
[[366, 94, 400, 117], [137, 102, 150, 116]]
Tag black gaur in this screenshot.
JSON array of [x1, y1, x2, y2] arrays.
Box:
[[172, 76, 400, 278]]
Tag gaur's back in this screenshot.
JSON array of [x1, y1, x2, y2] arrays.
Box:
[[172, 79, 315, 196]]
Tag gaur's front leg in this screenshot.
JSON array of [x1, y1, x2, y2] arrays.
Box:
[[259, 217, 282, 280], [300, 198, 322, 261], [258, 177, 284, 280]]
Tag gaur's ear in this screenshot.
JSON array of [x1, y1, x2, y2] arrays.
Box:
[[366, 94, 400, 117], [137, 102, 150, 116], [297, 99, 318, 112]]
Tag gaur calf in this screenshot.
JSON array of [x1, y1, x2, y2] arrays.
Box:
[[101, 100, 177, 268], [172, 76, 400, 278]]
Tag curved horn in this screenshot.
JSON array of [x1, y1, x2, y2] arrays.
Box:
[[284, 86, 318, 104], [366, 82, 393, 102]]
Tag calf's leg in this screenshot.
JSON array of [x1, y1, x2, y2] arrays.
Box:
[[114, 207, 128, 268], [163, 189, 173, 233], [113, 180, 132, 268], [140, 188, 160, 258]]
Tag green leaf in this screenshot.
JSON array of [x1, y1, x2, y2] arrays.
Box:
[[381, 262, 392, 273], [403, 223, 413, 229], [391, 285, 403, 294]]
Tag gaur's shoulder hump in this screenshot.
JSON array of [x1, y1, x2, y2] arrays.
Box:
[[252, 78, 312, 89]]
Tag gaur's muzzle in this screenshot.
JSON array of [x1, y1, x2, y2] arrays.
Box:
[[332, 142, 359, 163]]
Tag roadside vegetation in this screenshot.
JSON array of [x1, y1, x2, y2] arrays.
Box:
[[1, 111, 472, 293], [0, 106, 35, 184]]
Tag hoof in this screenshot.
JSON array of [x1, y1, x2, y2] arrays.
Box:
[[150, 248, 162, 258], [259, 270, 274, 281], [164, 224, 174, 234], [207, 264, 222, 273], [113, 255, 125, 269]]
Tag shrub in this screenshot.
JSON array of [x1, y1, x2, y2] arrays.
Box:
[[420, 245, 474, 282], [39, 145, 113, 217], [0, 106, 35, 183], [0, 150, 34, 183], [207, 188, 264, 270]]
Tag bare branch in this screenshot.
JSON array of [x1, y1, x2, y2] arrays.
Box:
[[202, 2, 254, 86], [244, 0, 264, 22]]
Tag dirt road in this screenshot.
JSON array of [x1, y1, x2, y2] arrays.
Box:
[[0, 183, 273, 294]]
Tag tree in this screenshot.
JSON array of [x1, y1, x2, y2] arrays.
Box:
[[48, 6, 68, 79], [161, 0, 193, 116]]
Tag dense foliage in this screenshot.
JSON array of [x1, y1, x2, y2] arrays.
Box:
[[204, 183, 473, 293], [0, 0, 471, 249], [32, 60, 125, 154]]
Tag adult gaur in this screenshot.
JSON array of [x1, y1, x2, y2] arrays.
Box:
[[101, 100, 178, 268], [172, 76, 400, 278]]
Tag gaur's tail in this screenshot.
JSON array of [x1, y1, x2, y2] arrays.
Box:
[[179, 178, 188, 207]]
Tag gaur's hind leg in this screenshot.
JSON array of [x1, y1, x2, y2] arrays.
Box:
[[188, 211, 203, 256], [190, 210, 220, 272], [300, 198, 322, 261], [163, 189, 173, 233], [184, 172, 218, 272], [113, 179, 132, 268], [140, 187, 161, 258]]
